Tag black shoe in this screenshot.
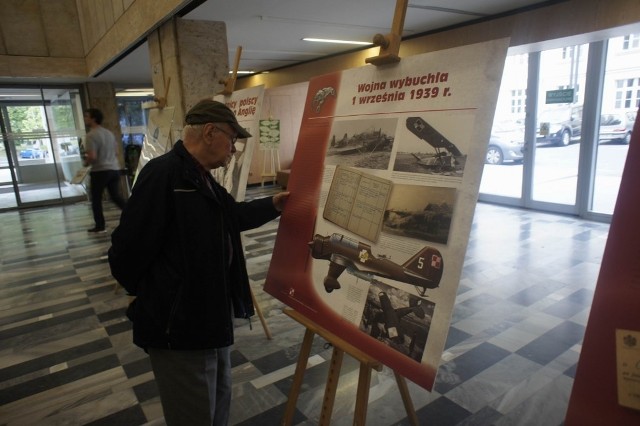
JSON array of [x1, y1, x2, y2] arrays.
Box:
[[87, 227, 106, 234]]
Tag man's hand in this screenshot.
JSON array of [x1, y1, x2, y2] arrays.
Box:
[[272, 191, 290, 212], [84, 150, 96, 165]]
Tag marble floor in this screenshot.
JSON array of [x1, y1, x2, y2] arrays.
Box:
[[0, 181, 88, 210], [0, 185, 610, 425]]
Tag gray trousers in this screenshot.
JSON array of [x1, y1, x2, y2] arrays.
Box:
[[148, 346, 232, 426]]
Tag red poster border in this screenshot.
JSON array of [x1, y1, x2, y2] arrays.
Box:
[[566, 111, 640, 424]]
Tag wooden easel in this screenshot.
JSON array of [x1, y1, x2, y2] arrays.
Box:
[[282, 308, 418, 426], [153, 77, 171, 108], [261, 148, 280, 186], [250, 283, 272, 340], [365, 0, 407, 66], [219, 47, 243, 95]]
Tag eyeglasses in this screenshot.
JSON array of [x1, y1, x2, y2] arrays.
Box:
[[212, 125, 238, 144]]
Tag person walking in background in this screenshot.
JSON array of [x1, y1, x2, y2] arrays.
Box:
[[83, 108, 127, 233], [108, 99, 289, 425]]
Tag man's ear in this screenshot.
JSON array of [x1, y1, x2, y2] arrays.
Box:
[[203, 123, 215, 142]]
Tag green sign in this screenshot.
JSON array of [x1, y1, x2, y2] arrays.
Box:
[[546, 89, 575, 104]]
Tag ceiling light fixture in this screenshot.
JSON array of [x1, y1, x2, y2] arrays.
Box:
[[229, 70, 256, 74], [116, 88, 154, 97], [0, 93, 41, 97], [302, 38, 373, 46]]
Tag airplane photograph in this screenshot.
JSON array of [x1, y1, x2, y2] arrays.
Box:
[[393, 115, 470, 176], [383, 183, 456, 245], [359, 281, 435, 362], [325, 118, 397, 170], [308, 233, 444, 296]]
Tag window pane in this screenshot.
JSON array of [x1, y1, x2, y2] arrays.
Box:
[[480, 54, 526, 197], [533, 44, 588, 205], [592, 35, 640, 214]]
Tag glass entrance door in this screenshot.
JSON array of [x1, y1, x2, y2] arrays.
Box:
[[481, 33, 640, 221], [0, 132, 17, 208], [530, 44, 588, 212], [0, 87, 86, 210], [4, 99, 61, 205], [42, 88, 87, 202]]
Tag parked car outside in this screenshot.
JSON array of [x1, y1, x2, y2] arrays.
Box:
[[486, 121, 525, 165], [599, 110, 636, 144], [19, 148, 43, 159], [537, 105, 583, 147]]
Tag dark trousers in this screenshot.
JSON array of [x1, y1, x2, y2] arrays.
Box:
[[89, 170, 126, 229], [148, 347, 232, 426]]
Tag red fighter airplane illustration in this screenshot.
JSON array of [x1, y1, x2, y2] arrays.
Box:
[[308, 233, 444, 296]]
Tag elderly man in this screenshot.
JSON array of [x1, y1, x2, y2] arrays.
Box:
[[108, 99, 289, 425]]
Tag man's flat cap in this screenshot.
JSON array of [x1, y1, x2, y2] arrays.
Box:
[[185, 99, 251, 139]]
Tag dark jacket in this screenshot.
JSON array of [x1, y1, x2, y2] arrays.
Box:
[[108, 140, 280, 350]]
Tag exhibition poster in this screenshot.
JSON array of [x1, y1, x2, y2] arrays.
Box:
[[264, 39, 510, 390], [214, 85, 264, 201], [259, 119, 281, 150], [135, 106, 175, 184]]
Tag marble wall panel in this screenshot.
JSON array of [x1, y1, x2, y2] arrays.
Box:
[[112, 0, 124, 18], [0, 0, 49, 56], [0, 19, 6, 55], [176, 19, 228, 110], [39, 0, 84, 58], [148, 23, 183, 122], [2, 56, 87, 78], [82, 0, 188, 78], [148, 18, 228, 128]]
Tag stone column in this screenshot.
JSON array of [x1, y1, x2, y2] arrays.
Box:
[[82, 81, 129, 196], [82, 82, 123, 163], [148, 17, 229, 133]]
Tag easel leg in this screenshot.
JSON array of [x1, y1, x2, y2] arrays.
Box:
[[319, 347, 344, 426], [282, 328, 315, 426], [353, 364, 373, 426], [250, 287, 272, 339], [282, 309, 394, 425], [394, 371, 419, 426]]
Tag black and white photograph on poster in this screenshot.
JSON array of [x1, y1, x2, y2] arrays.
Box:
[[393, 115, 471, 176], [325, 118, 397, 170], [360, 280, 435, 363], [383, 184, 456, 245], [308, 233, 444, 296]]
